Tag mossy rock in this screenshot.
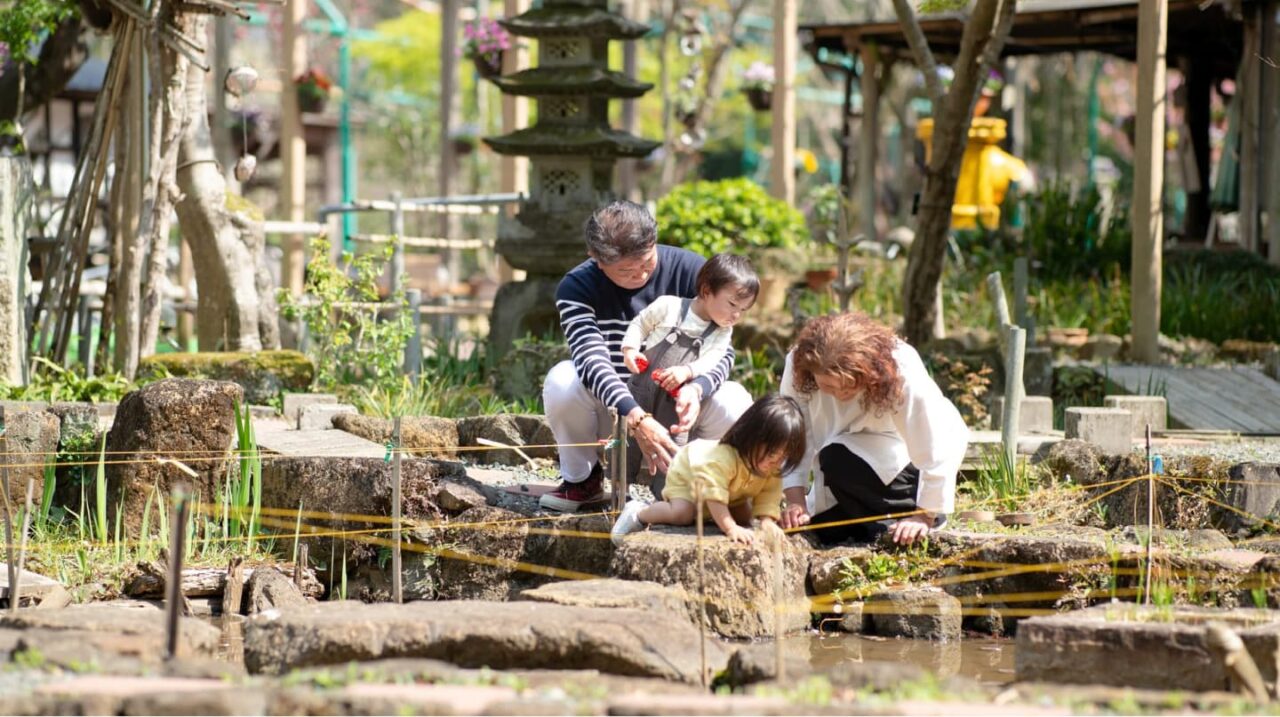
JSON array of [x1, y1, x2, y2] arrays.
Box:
[[139, 350, 314, 405]]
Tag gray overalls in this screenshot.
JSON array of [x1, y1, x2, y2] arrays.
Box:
[[625, 298, 718, 499]]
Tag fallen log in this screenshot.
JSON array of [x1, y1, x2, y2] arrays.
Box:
[[125, 562, 323, 600]]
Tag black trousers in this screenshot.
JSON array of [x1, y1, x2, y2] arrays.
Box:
[[810, 443, 921, 544]]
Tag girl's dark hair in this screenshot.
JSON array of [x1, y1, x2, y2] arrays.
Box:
[[695, 253, 760, 302], [719, 394, 807, 476]]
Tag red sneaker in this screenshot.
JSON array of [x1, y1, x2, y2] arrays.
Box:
[[539, 464, 605, 512]]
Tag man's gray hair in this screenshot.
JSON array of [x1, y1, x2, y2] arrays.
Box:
[[584, 200, 657, 265]]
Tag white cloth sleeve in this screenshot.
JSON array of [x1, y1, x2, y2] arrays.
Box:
[[890, 347, 969, 515]]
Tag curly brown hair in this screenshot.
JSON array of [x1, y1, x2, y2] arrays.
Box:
[[790, 313, 904, 415]]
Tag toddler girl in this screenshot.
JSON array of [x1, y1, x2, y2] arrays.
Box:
[[611, 394, 806, 546]]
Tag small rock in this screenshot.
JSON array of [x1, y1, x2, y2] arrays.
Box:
[[456, 414, 556, 465], [282, 393, 337, 424], [1220, 339, 1278, 363], [333, 413, 460, 459], [246, 567, 308, 615], [807, 546, 874, 598], [1042, 440, 1106, 485], [866, 587, 962, 641], [433, 479, 491, 513], [1079, 333, 1123, 362], [297, 403, 357, 430]]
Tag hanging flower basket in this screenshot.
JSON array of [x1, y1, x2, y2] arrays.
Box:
[[745, 87, 772, 112], [295, 67, 335, 114], [472, 51, 504, 80], [297, 89, 327, 114]]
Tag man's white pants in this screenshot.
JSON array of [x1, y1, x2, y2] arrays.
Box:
[[542, 360, 754, 482]]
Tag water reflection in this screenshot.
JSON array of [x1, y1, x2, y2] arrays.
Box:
[[796, 633, 1016, 686]]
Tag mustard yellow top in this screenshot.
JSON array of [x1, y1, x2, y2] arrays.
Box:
[[662, 439, 784, 520]]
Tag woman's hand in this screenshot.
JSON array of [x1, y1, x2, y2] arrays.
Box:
[[629, 410, 677, 474], [889, 514, 935, 545], [780, 487, 810, 529]]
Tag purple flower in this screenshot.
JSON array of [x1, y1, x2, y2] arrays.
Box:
[[463, 17, 511, 59]]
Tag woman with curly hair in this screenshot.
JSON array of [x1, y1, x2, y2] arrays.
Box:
[[778, 313, 968, 545]]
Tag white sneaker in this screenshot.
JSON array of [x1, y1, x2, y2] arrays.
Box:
[[611, 500, 649, 547]]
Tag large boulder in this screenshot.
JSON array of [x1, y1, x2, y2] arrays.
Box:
[[332, 414, 460, 459], [429, 505, 531, 601], [106, 379, 242, 537], [609, 527, 810, 639], [138, 350, 313, 405], [0, 406, 59, 511], [242, 600, 728, 684], [1216, 463, 1280, 533], [456, 414, 556, 464], [261, 457, 456, 574], [865, 588, 961, 640], [246, 567, 309, 615]]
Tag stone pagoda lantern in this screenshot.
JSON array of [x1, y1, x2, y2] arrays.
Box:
[[485, 0, 660, 357]]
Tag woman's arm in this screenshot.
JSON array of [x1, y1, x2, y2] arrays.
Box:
[[890, 345, 970, 516]]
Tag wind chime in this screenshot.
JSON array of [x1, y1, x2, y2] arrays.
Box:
[[224, 66, 259, 182]]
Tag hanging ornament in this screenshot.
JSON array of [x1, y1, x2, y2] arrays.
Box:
[[234, 154, 257, 182], [224, 66, 259, 98]]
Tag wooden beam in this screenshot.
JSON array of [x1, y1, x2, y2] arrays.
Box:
[[857, 42, 879, 243], [1240, 5, 1261, 254], [771, 0, 797, 204], [1262, 0, 1280, 265], [279, 0, 307, 297], [1130, 0, 1167, 364]]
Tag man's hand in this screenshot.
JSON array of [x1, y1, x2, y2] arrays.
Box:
[[889, 514, 935, 545], [622, 349, 648, 374], [672, 383, 703, 436], [630, 410, 677, 474], [655, 365, 692, 392]]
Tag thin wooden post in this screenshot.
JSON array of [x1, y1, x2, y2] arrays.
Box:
[[223, 556, 245, 617], [1145, 422, 1154, 604], [12, 477, 34, 609], [280, 0, 308, 297], [986, 271, 1011, 344], [1, 406, 14, 615], [390, 192, 405, 296], [404, 289, 423, 380], [694, 480, 707, 688], [770, 0, 797, 204], [1001, 326, 1027, 471], [392, 416, 403, 604], [295, 544, 308, 592], [614, 413, 629, 515], [1131, 0, 1168, 363], [439, 0, 460, 281], [857, 42, 880, 244], [165, 484, 190, 660]]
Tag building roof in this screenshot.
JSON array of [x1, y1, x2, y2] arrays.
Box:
[[803, 0, 1242, 78]]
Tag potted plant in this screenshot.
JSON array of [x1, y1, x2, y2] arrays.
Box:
[[742, 61, 775, 112], [974, 69, 1003, 117], [802, 183, 853, 291], [295, 68, 336, 114], [463, 17, 511, 80]]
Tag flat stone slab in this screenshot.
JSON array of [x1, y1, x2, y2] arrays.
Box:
[[254, 417, 385, 458], [34, 676, 231, 697], [0, 603, 221, 659], [0, 563, 67, 606], [517, 578, 696, 625], [1016, 603, 1280, 691], [243, 600, 727, 684], [340, 683, 517, 714]]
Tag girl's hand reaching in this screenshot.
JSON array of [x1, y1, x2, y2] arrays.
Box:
[[726, 525, 755, 545]]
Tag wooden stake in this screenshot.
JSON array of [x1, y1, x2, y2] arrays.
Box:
[[1001, 326, 1027, 471], [223, 556, 244, 617], [1145, 422, 1154, 604], [614, 411, 629, 516], [296, 544, 308, 593], [165, 484, 190, 660], [12, 478, 34, 610], [986, 271, 1012, 348], [695, 481, 707, 688], [392, 416, 403, 605], [1, 406, 15, 615]]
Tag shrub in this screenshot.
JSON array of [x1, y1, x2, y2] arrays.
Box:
[[656, 178, 807, 264]]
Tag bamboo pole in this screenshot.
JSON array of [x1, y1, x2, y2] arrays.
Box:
[[392, 416, 403, 604], [165, 484, 190, 660], [1001, 326, 1026, 471]]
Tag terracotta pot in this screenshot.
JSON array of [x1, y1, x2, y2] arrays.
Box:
[[745, 87, 772, 112], [1047, 327, 1090, 348], [755, 276, 789, 312], [974, 93, 992, 117], [452, 137, 476, 156], [956, 510, 996, 523], [473, 52, 503, 80], [805, 267, 837, 291]]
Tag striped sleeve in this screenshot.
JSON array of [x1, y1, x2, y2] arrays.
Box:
[[557, 297, 639, 416], [692, 345, 734, 399]]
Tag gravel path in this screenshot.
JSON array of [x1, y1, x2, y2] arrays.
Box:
[[1155, 437, 1280, 466]]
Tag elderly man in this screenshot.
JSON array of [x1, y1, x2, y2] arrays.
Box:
[[540, 200, 753, 512]]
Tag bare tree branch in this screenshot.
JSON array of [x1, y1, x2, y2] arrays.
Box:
[[891, 0, 944, 104]]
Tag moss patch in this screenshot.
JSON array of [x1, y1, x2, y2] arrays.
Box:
[[139, 350, 313, 404]]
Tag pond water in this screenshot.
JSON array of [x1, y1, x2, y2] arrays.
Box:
[[795, 632, 1017, 686], [209, 614, 1016, 687]]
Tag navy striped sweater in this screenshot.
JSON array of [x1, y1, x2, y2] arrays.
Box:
[[555, 245, 734, 416]]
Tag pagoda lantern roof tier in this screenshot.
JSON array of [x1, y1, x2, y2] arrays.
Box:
[[492, 67, 653, 98], [500, 5, 648, 40], [484, 125, 660, 159]]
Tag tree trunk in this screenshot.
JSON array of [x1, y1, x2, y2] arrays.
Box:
[[174, 14, 278, 352], [897, 0, 1018, 347], [113, 38, 147, 375]]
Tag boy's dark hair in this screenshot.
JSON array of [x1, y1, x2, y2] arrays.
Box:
[[719, 394, 807, 476], [695, 253, 760, 302], [584, 200, 657, 264]]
